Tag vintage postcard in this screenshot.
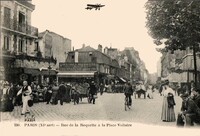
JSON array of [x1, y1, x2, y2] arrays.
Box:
[[0, 0, 200, 136]]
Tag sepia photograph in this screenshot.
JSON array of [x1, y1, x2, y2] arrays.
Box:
[[0, 0, 200, 135]]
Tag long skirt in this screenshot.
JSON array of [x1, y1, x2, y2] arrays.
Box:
[[161, 97, 176, 122]]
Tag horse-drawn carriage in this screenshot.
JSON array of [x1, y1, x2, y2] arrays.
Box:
[[71, 83, 90, 104]]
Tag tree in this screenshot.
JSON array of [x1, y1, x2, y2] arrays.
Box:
[[145, 0, 200, 87]]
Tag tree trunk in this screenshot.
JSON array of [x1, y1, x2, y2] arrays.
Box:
[[193, 44, 198, 88]]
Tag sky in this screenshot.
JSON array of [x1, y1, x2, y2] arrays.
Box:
[[31, 0, 162, 74]]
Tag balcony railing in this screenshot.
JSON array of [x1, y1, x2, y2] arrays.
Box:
[[15, 54, 57, 64], [2, 16, 38, 37], [59, 62, 97, 71]]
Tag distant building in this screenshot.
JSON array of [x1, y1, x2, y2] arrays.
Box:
[[58, 46, 120, 85], [38, 30, 71, 68], [149, 73, 158, 85], [104, 46, 118, 59], [160, 47, 200, 88]]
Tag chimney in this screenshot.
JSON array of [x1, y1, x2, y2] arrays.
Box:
[[98, 44, 102, 52], [104, 47, 108, 54], [82, 44, 85, 48]]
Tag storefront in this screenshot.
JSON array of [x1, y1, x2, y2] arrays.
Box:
[[57, 71, 96, 83]]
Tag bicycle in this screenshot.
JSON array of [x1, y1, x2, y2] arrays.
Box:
[[125, 96, 131, 111]]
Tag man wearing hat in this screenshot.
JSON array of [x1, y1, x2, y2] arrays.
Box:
[[17, 81, 32, 115], [177, 91, 200, 126], [184, 89, 200, 126], [177, 93, 189, 126], [88, 81, 97, 104], [58, 82, 67, 105]]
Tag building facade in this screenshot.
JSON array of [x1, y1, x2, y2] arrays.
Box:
[[58, 46, 121, 85], [38, 30, 71, 69], [160, 47, 200, 88], [0, 0, 56, 85]]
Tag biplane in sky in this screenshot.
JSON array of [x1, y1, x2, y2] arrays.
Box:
[[85, 4, 105, 10]]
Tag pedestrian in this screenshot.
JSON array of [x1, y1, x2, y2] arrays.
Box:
[[15, 84, 22, 106], [184, 89, 200, 126], [50, 82, 59, 105], [146, 84, 153, 99], [123, 82, 133, 106], [17, 81, 32, 115], [58, 82, 67, 105], [99, 83, 104, 95], [45, 84, 53, 104], [176, 93, 190, 126], [159, 83, 164, 96], [161, 80, 176, 122], [65, 83, 71, 103], [72, 85, 79, 105], [0, 81, 14, 112], [88, 81, 97, 104], [106, 83, 112, 93]]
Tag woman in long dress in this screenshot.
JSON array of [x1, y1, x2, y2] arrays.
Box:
[[161, 80, 176, 122]]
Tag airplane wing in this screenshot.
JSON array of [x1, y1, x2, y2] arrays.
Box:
[[99, 5, 105, 7], [87, 4, 96, 7]]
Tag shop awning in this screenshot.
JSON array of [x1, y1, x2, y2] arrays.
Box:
[[40, 69, 57, 75], [24, 68, 40, 75], [23, 68, 57, 76], [57, 71, 95, 78]]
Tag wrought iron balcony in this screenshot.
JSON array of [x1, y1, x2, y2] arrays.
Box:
[[2, 16, 38, 37], [15, 54, 57, 64]]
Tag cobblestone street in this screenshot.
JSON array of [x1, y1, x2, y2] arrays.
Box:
[[1, 92, 185, 127]]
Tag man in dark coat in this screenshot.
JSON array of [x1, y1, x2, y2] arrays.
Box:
[[193, 89, 200, 108], [45, 84, 53, 104], [184, 89, 200, 126], [58, 82, 67, 105], [124, 82, 133, 106], [177, 89, 200, 126], [89, 81, 97, 104], [65, 83, 71, 103], [50, 83, 59, 105]]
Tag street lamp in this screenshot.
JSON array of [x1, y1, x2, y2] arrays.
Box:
[[48, 46, 52, 85], [48, 58, 52, 85]]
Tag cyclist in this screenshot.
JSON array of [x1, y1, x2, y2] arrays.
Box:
[[123, 82, 134, 106]]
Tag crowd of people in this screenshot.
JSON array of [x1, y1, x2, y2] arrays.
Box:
[[0, 80, 99, 115], [159, 79, 200, 127], [1, 79, 200, 127], [0, 79, 156, 114]]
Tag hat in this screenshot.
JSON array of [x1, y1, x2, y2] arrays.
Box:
[[180, 93, 189, 98], [162, 80, 169, 85]]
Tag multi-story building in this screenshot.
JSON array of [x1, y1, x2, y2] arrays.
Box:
[[0, 0, 56, 84], [58, 45, 120, 85], [160, 47, 200, 88], [122, 47, 148, 83], [38, 30, 71, 69]]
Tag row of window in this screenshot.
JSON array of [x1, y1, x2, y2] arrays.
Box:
[[3, 35, 38, 53], [4, 7, 26, 25]]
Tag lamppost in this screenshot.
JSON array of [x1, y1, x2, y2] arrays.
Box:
[[48, 65, 51, 85], [48, 46, 52, 85], [48, 56, 52, 85]]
